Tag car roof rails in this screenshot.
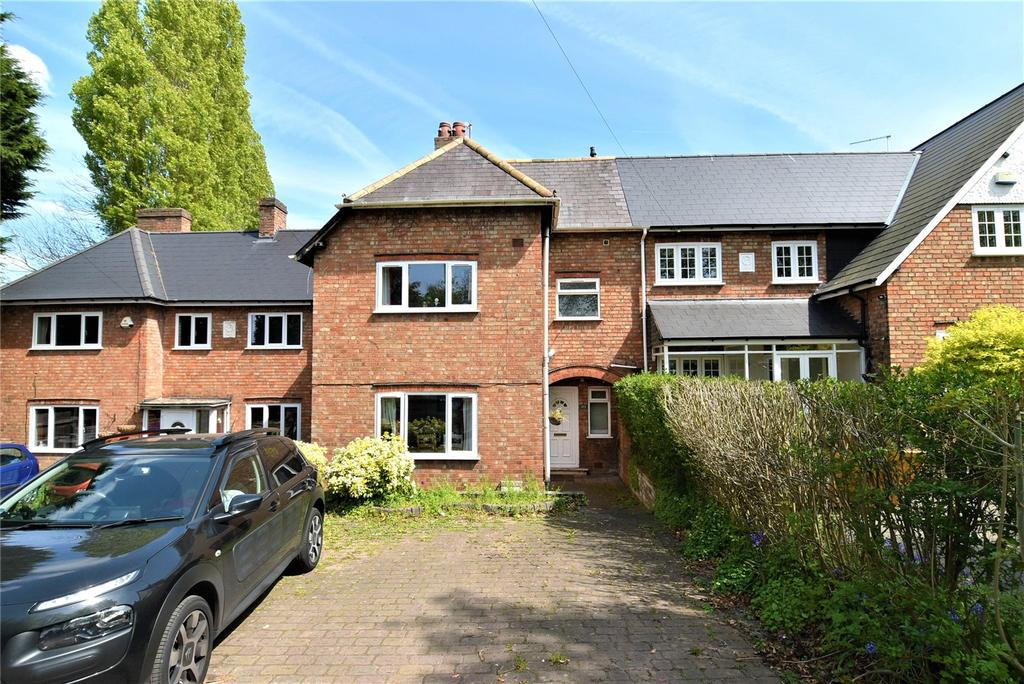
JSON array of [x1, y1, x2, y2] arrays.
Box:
[[211, 428, 280, 448], [81, 427, 193, 450]]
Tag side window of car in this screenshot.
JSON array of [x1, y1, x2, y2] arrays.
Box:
[[220, 454, 266, 510], [0, 448, 26, 467], [256, 438, 290, 485], [272, 454, 306, 487]]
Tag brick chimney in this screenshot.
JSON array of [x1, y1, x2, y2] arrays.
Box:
[[136, 208, 192, 233], [258, 197, 287, 238], [434, 120, 469, 149]]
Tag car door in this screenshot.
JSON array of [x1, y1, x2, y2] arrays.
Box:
[[0, 447, 28, 495], [258, 438, 310, 565]]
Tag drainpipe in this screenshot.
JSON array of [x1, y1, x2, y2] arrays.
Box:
[[850, 291, 870, 375], [640, 227, 649, 371], [542, 223, 551, 484]]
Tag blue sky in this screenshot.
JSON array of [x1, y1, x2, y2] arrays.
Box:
[[2, 1, 1022, 264]]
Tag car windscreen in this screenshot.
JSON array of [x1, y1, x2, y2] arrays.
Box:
[[0, 454, 215, 525]]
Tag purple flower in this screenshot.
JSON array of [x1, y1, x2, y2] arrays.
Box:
[[970, 603, 984, 617], [831, 567, 844, 578], [865, 642, 877, 655], [948, 611, 962, 624], [750, 532, 766, 548]]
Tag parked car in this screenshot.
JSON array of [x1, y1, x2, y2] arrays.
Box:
[[0, 443, 40, 498], [0, 428, 325, 684]]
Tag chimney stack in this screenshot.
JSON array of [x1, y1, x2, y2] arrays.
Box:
[[258, 197, 287, 238], [136, 208, 192, 233], [435, 120, 469, 149]]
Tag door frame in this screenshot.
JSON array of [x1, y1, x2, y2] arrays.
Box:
[[548, 386, 580, 469]]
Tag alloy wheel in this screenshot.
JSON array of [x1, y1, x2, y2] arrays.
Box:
[[168, 609, 209, 684], [308, 513, 323, 564]]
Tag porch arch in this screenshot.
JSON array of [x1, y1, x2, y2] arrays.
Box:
[[548, 365, 628, 385]]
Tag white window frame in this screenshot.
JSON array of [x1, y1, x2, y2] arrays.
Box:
[[771, 241, 819, 284], [31, 312, 103, 350], [972, 205, 1024, 255], [555, 278, 601, 320], [174, 313, 212, 350], [375, 261, 478, 313], [247, 312, 303, 349], [245, 403, 301, 440], [28, 405, 100, 453], [587, 388, 611, 438], [773, 352, 837, 381], [654, 243, 723, 286], [375, 392, 479, 460]]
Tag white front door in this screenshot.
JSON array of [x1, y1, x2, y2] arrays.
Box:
[[549, 386, 579, 469], [161, 409, 196, 433]]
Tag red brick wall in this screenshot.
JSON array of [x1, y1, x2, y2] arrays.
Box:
[[836, 285, 890, 370], [884, 205, 1024, 367], [309, 206, 546, 483], [646, 232, 827, 300]]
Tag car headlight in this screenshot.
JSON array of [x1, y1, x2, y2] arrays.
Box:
[[31, 570, 140, 612], [38, 605, 134, 651]]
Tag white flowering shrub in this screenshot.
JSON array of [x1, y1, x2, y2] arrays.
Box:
[[308, 434, 415, 501], [295, 441, 329, 484]]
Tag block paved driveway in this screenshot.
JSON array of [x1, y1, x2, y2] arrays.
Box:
[[207, 481, 779, 683]]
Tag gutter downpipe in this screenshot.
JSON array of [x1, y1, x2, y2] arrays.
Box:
[[640, 227, 649, 371], [542, 222, 552, 484], [849, 291, 870, 375]]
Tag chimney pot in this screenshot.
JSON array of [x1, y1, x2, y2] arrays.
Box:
[[258, 197, 287, 238], [136, 207, 192, 233], [437, 121, 452, 138], [452, 121, 467, 138]]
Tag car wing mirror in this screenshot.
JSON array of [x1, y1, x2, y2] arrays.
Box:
[[213, 493, 263, 523]]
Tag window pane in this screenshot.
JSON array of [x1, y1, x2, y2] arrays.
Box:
[[268, 316, 283, 344], [451, 397, 473, 452], [680, 248, 696, 279], [178, 316, 192, 347], [681, 359, 699, 376], [701, 247, 718, 280], [53, 407, 80, 448], [591, 389, 608, 400], [451, 265, 473, 305], [197, 409, 211, 433], [379, 397, 401, 437], [146, 409, 161, 431], [407, 395, 446, 453], [55, 315, 83, 346], [1004, 210, 1022, 248], [83, 316, 100, 345], [34, 408, 49, 447], [251, 315, 265, 345], [808, 356, 829, 380], [703, 359, 721, 377], [775, 246, 792, 278], [249, 406, 265, 428], [267, 405, 282, 432], [194, 316, 209, 345], [286, 314, 301, 346], [408, 263, 446, 308], [589, 401, 609, 435], [222, 455, 264, 508], [658, 248, 675, 280], [559, 280, 597, 291], [797, 245, 815, 278], [35, 316, 51, 345], [558, 293, 599, 318], [977, 210, 997, 248], [283, 406, 299, 440], [82, 408, 97, 441], [382, 266, 403, 306], [780, 357, 802, 381]]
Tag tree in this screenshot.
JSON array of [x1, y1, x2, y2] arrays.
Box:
[[71, 0, 273, 234], [0, 12, 51, 222]]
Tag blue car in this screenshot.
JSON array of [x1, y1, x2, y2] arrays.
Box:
[[0, 444, 40, 497]]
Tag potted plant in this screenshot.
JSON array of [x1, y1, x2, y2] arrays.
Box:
[[548, 408, 565, 426]]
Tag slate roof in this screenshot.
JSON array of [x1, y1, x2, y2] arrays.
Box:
[[510, 158, 632, 228], [649, 298, 861, 340], [616, 153, 918, 228], [819, 84, 1024, 294], [1, 229, 315, 303]]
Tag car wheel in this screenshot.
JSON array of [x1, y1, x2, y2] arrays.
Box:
[[149, 595, 212, 684], [293, 507, 324, 572]]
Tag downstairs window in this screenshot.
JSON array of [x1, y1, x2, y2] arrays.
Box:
[[377, 392, 477, 459]]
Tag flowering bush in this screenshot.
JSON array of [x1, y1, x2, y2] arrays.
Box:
[[323, 434, 415, 501], [295, 441, 329, 483]]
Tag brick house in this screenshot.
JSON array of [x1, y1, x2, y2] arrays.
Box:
[[2, 87, 1022, 481]]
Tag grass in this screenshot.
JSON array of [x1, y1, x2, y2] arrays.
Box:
[[377, 477, 557, 514]]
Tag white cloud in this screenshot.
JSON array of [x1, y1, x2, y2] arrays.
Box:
[[7, 44, 52, 95]]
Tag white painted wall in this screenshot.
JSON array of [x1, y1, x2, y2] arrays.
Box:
[[961, 130, 1024, 203]]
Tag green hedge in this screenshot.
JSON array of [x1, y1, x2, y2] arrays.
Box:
[[613, 372, 690, 490]]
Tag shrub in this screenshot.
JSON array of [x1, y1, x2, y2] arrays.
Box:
[[614, 373, 690, 488], [680, 502, 738, 561], [295, 441, 329, 482], [300, 435, 415, 501]]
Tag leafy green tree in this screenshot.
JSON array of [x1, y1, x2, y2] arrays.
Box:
[[71, 0, 273, 234], [0, 12, 50, 223]]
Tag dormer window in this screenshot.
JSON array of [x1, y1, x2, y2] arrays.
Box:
[[973, 206, 1023, 255]]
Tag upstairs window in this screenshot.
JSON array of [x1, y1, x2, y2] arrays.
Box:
[[973, 206, 1024, 254], [248, 313, 302, 349], [32, 313, 102, 349], [29, 405, 99, 452], [175, 314, 212, 349], [655, 243, 722, 285], [376, 261, 477, 312], [556, 279, 600, 319], [772, 241, 819, 284]]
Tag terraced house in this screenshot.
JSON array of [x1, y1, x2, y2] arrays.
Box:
[[2, 85, 1022, 482]]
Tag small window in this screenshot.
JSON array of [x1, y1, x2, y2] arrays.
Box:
[[175, 314, 211, 349], [248, 313, 302, 348], [772, 241, 819, 283], [376, 261, 477, 312], [973, 206, 1024, 254], [29, 405, 99, 452], [556, 279, 600, 319], [32, 313, 102, 349], [246, 403, 301, 440], [588, 388, 610, 438], [272, 454, 306, 487], [375, 393, 477, 459], [655, 244, 722, 285]]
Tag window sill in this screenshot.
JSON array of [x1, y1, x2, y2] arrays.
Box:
[[373, 308, 479, 315], [172, 345, 212, 351], [30, 345, 103, 351], [554, 317, 602, 322], [653, 280, 723, 287], [973, 249, 1024, 257], [30, 447, 79, 454], [771, 279, 820, 286], [245, 345, 303, 350], [410, 453, 480, 461], [587, 434, 614, 439]]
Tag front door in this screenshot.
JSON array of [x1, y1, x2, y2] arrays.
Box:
[[161, 409, 196, 432], [549, 386, 579, 469]]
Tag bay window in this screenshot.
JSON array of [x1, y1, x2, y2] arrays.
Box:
[[376, 392, 477, 459], [973, 206, 1024, 254], [655, 243, 722, 285], [772, 241, 818, 283], [376, 261, 477, 312], [32, 313, 102, 349], [29, 405, 99, 452]]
